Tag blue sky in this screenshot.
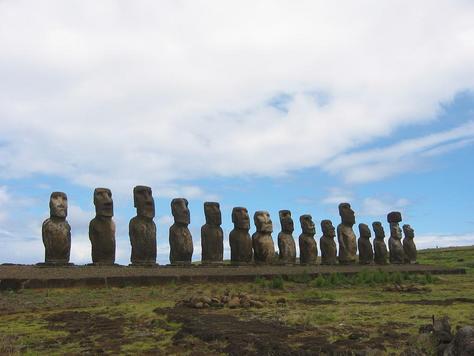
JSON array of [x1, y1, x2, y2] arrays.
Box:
[[0, 1, 473, 264]]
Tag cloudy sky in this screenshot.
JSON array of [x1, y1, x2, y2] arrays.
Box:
[[1, 0, 473, 264]]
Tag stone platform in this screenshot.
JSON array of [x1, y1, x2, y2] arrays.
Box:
[[0, 264, 465, 290]]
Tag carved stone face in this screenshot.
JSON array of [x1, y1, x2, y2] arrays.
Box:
[[372, 222, 385, 239], [300, 215, 316, 235], [279, 210, 294, 233], [254, 211, 273, 233], [403, 224, 414, 239], [339, 203, 355, 226], [171, 198, 190, 225], [232, 207, 250, 230], [94, 188, 113, 217], [204, 202, 222, 226], [321, 219, 335, 238], [390, 223, 402, 240], [49, 192, 68, 218], [134, 185, 155, 219], [359, 223, 371, 238]]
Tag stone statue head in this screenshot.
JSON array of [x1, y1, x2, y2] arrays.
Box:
[[232, 207, 250, 230], [171, 198, 190, 225], [359, 223, 371, 239], [339, 203, 355, 226], [254, 211, 273, 233], [403, 224, 414, 239], [49, 191, 68, 218], [279, 210, 294, 234], [133, 185, 155, 219], [321, 219, 335, 238], [300, 214, 316, 235], [372, 221, 385, 239], [387, 211, 402, 224], [94, 188, 113, 217], [204, 202, 222, 226]]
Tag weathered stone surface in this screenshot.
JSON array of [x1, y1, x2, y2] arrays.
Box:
[[201, 202, 224, 264], [320, 219, 337, 265], [252, 211, 275, 264], [42, 192, 71, 264], [169, 198, 193, 264], [388, 211, 404, 264], [372, 222, 388, 265], [129, 186, 156, 266], [277, 210, 296, 264], [89, 188, 116, 265], [229, 207, 253, 264], [337, 203, 357, 264], [444, 325, 474, 356], [403, 224, 417, 264], [299, 214, 318, 265], [357, 223, 374, 265]]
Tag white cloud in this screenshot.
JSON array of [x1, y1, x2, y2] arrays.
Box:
[[360, 197, 410, 217], [322, 187, 354, 205], [326, 121, 474, 183], [0, 1, 472, 193], [416, 233, 474, 249]]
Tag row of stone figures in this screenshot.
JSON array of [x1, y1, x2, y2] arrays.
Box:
[[42, 187, 417, 266]]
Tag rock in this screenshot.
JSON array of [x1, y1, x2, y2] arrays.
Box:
[[228, 297, 241, 309], [276, 297, 286, 304], [443, 326, 474, 356], [250, 300, 264, 308], [194, 302, 204, 309]]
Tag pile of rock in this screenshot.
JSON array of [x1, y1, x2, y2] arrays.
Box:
[[384, 284, 431, 293], [176, 292, 270, 309]]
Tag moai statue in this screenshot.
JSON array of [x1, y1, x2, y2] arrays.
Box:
[[277, 210, 296, 264], [89, 188, 116, 265], [42, 192, 71, 265], [320, 219, 337, 265], [403, 224, 417, 264], [387, 211, 404, 264], [357, 223, 374, 265], [129, 186, 157, 266], [299, 214, 318, 265], [169, 198, 193, 265], [201, 202, 224, 265], [229, 207, 253, 264], [252, 211, 275, 264], [372, 222, 388, 265], [337, 203, 357, 264]]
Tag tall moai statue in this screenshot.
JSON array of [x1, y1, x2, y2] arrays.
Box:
[[299, 214, 318, 265], [337, 203, 357, 264], [129, 186, 157, 266], [320, 219, 337, 265], [277, 210, 296, 264], [169, 198, 193, 265], [89, 188, 116, 265], [201, 202, 224, 265], [252, 211, 275, 264], [403, 224, 417, 264], [387, 211, 404, 264], [372, 221, 388, 265], [42, 192, 71, 265], [357, 223, 374, 265], [229, 207, 253, 264]]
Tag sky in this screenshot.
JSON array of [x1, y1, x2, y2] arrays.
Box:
[[0, 0, 473, 265]]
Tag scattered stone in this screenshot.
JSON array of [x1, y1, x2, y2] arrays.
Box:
[[176, 293, 270, 309], [444, 325, 474, 356], [384, 284, 431, 293], [276, 297, 286, 304], [228, 297, 241, 309]]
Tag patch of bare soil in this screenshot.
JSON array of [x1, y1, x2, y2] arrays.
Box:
[[156, 306, 395, 355]]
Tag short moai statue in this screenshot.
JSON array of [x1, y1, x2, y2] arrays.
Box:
[[337, 203, 357, 264], [372, 222, 388, 265], [42, 192, 71, 265], [129, 186, 157, 266], [387, 211, 404, 264], [169, 198, 193, 265], [201, 202, 224, 265], [299, 214, 318, 265], [320, 219, 337, 265], [402, 224, 417, 264], [357, 223, 374, 265], [252, 211, 275, 264], [89, 188, 116, 265], [277, 210, 296, 264], [229, 207, 253, 264]]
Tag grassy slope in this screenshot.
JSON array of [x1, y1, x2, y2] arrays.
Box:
[[0, 246, 473, 355]]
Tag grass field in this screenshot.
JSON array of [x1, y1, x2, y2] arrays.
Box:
[[1, 246, 473, 355]]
